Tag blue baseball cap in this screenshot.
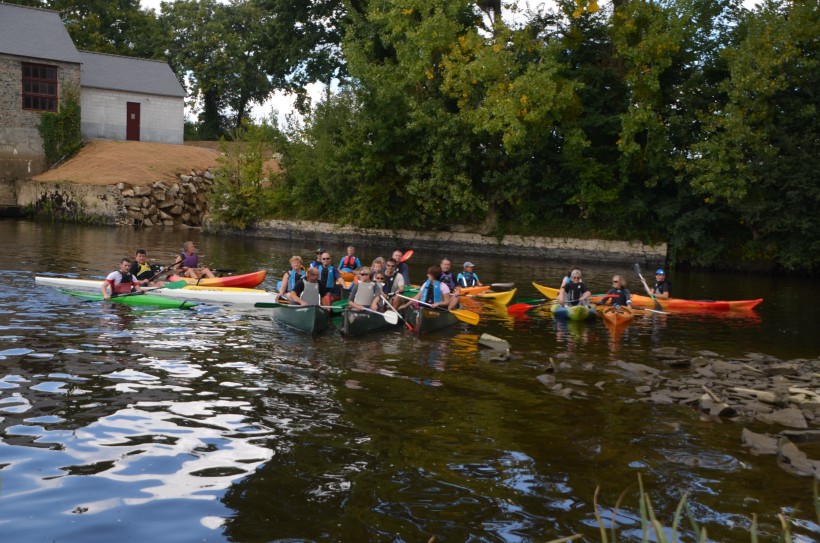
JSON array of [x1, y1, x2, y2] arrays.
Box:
[[655, 269, 665, 275]]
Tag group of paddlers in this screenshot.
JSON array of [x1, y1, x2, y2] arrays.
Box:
[[557, 267, 672, 308], [279, 246, 484, 312], [100, 242, 213, 300]]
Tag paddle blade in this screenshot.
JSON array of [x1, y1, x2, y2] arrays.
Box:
[[401, 249, 414, 262], [383, 311, 399, 325], [507, 303, 534, 314], [451, 308, 479, 325]]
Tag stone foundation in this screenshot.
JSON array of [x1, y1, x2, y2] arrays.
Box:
[[204, 219, 668, 264], [15, 169, 213, 226]]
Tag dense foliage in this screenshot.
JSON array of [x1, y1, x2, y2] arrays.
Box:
[[38, 86, 82, 168], [8, 0, 818, 272]]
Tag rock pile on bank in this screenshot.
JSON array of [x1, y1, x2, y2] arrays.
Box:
[[118, 169, 213, 227]]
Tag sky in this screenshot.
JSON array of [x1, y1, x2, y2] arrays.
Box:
[[138, 0, 762, 128]]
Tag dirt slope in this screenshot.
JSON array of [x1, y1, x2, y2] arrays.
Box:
[[33, 140, 220, 185]]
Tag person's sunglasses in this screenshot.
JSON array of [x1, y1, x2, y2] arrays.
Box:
[[321, 258, 330, 260]]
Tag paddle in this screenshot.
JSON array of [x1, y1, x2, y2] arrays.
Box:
[[380, 292, 413, 331], [400, 250, 414, 262], [508, 299, 554, 313], [395, 293, 480, 326], [633, 263, 663, 311], [359, 307, 399, 325], [110, 279, 187, 298], [254, 301, 336, 310], [491, 282, 515, 289]]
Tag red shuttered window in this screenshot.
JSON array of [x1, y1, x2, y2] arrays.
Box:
[[22, 63, 58, 112]]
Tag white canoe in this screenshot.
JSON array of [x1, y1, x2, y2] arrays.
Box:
[[34, 276, 279, 306]]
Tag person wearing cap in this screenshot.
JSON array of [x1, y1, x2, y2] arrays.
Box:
[[652, 269, 672, 299], [310, 247, 325, 268], [457, 262, 482, 288]]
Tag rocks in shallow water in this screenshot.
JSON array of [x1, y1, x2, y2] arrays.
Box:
[[777, 438, 820, 479], [757, 407, 808, 429], [741, 428, 779, 455]]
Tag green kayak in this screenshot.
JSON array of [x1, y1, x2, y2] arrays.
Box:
[[65, 290, 197, 309], [401, 306, 459, 335]]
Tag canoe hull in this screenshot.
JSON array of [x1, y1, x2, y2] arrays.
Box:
[[65, 291, 196, 309], [533, 281, 763, 311], [470, 288, 517, 305], [269, 304, 330, 335], [601, 306, 635, 326], [401, 306, 459, 335], [341, 309, 397, 337], [629, 294, 762, 311], [36, 276, 277, 306], [550, 303, 593, 321], [167, 270, 267, 288]]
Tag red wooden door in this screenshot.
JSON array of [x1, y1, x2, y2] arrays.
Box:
[[126, 102, 141, 141]]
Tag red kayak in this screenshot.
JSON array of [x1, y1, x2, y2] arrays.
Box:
[[627, 293, 762, 311], [167, 270, 267, 288]]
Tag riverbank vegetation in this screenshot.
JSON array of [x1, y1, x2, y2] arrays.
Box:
[[12, 0, 818, 273]]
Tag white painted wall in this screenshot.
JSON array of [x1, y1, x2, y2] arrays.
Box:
[[80, 87, 183, 144]]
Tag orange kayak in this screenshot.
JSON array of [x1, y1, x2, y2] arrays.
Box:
[[628, 293, 762, 311], [600, 306, 635, 326], [167, 269, 267, 288]]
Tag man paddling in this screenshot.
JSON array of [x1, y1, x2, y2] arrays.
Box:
[[130, 249, 165, 287], [101, 258, 146, 300], [557, 269, 591, 307], [288, 267, 322, 306], [392, 249, 411, 285]]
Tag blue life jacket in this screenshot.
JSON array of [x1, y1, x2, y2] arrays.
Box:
[[458, 272, 479, 287], [286, 270, 303, 292], [320, 265, 340, 292], [421, 280, 442, 304]]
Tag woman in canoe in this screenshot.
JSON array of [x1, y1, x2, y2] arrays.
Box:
[[278, 255, 305, 300], [347, 266, 381, 311], [557, 269, 591, 307], [399, 265, 452, 310], [601, 275, 632, 307]]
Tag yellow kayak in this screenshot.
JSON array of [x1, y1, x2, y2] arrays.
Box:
[[532, 282, 560, 298], [469, 288, 517, 305]]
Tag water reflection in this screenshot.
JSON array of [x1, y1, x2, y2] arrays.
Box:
[[1, 221, 819, 542]]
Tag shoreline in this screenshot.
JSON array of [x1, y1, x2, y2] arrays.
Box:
[[203, 218, 668, 266]]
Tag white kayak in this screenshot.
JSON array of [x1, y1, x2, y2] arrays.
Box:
[[34, 276, 279, 307]]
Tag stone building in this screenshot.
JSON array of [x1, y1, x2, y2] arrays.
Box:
[[0, 2, 185, 185], [0, 2, 82, 181]]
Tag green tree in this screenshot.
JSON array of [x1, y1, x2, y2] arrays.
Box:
[[686, 0, 820, 270], [159, 0, 273, 138]]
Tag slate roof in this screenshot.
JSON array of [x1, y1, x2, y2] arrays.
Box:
[[79, 51, 185, 98], [0, 2, 82, 64]]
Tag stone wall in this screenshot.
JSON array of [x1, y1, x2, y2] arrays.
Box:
[[81, 88, 184, 144], [15, 169, 213, 226], [204, 219, 668, 264], [0, 54, 81, 181]]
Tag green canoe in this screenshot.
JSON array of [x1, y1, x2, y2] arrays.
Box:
[[269, 303, 331, 335], [66, 291, 197, 309], [341, 308, 398, 337], [401, 306, 459, 335]]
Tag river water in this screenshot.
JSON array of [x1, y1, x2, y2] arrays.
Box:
[[0, 220, 818, 543]]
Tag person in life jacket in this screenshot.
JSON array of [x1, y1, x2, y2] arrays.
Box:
[[382, 258, 405, 310], [347, 266, 380, 311], [457, 262, 483, 288], [652, 269, 672, 299], [130, 248, 165, 287], [288, 267, 323, 306], [101, 258, 145, 300], [338, 246, 362, 272], [391, 249, 411, 285], [317, 251, 346, 306], [174, 241, 215, 279], [602, 274, 632, 307], [399, 265, 452, 310], [557, 269, 591, 307], [278, 255, 305, 300]]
